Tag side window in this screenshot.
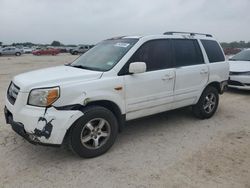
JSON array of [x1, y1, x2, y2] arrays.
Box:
[[201, 40, 225, 63], [129, 40, 173, 72], [172, 39, 204, 67]]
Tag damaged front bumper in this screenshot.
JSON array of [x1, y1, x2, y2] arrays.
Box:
[[4, 106, 60, 147], [4, 97, 83, 145]]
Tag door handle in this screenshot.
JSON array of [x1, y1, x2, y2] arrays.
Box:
[[200, 69, 208, 74], [162, 74, 174, 81]]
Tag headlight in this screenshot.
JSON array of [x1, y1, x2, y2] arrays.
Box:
[[28, 87, 60, 107]]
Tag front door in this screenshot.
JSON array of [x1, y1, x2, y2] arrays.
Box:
[[123, 39, 175, 120]]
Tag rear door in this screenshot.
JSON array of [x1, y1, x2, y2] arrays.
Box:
[[172, 39, 209, 108], [200, 40, 228, 84], [123, 39, 175, 120]]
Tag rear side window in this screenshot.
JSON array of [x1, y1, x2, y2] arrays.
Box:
[[129, 39, 173, 71], [201, 40, 225, 63], [172, 39, 204, 67]]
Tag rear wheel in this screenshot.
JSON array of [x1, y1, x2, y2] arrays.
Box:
[[68, 106, 118, 158], [73, 51, 78, 55], [192, 86, 219, 119], [15, 52, 21, 56]]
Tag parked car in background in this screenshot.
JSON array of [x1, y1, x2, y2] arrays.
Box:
[[23, 47, 33, 54], [223, 48, 242, 56], [32, 48, 60, 56], [56, 47, 67, 53], [70, 45, 93, 55], [4, 32, 228, 158], [228, 49, 250, 90], [0, 47, 23, 56]]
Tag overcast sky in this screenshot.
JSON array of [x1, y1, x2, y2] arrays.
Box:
[[0, 0, 249, 44]]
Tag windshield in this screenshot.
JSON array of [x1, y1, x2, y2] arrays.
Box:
[[70, 38, 138, 71], [230, 50, 250, 61]]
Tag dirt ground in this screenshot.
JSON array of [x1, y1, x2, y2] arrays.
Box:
[[0, 54, 249, 188]]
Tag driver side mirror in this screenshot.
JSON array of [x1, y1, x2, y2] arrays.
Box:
[[129, 62, 146, 74]]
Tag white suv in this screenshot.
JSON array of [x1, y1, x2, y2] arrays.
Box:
[[4, 32, 229, 158]]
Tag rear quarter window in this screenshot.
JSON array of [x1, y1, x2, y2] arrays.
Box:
[[201, 40, 225, 63]]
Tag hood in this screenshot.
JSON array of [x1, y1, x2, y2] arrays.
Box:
[[229, 61, 250, 72], [13, 66, 103, 92]]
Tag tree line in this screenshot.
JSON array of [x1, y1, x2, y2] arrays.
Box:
[[220, 41, 250, 48]]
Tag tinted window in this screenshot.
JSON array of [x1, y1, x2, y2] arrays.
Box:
[[173, 39, 204, 67], [201, 40, 225, 63], [129, 40, 172, 72]]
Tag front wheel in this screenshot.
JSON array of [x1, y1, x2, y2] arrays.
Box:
[[192, 86, 219, 119], [68, 106, 118, 158]]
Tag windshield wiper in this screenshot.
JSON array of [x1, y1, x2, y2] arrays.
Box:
[[71, 65, 92, 70], [70, 64, 103, 71]]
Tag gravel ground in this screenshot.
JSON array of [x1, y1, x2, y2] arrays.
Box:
[[0, 54, 249, 188]]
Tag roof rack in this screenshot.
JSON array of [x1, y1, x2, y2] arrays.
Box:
[[163, 31, 213, 37]]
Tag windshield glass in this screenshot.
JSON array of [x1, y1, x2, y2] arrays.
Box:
[[230, 50, 250, 61], [70, 38, 138, 71]]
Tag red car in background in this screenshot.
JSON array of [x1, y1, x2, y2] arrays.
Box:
[[32, 48, 60, 56]]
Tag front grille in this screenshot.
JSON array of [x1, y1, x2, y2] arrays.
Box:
[[228, 80, 244, 86], [229, 72, 241, 76], [230, 71, 250, 76], [7, 82, 20, 105]]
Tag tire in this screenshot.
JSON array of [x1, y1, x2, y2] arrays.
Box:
[[15, 52, 21, 56], [73, 51, 78, 55], [192, 86, 219, 119], [68, 106, 118, 158]]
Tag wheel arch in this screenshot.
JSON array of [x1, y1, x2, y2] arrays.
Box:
[[85, 100, 125, 132], [62, 100, 125, 144], [206, 81, 222, 94]]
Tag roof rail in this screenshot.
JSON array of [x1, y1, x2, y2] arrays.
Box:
[[106, 36, 126, 40], [163, 31, 213, 37]]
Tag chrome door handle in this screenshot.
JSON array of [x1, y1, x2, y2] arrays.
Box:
[[200, 69, 208, 74]]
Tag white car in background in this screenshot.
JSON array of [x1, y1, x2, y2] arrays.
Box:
[[23, 47, 33, 53], [229, 49, 250, 90]]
